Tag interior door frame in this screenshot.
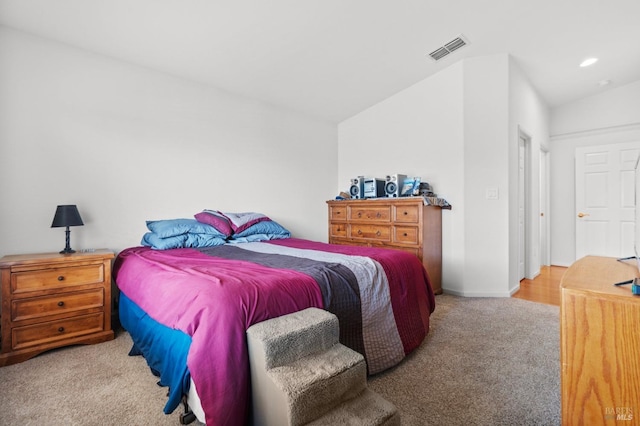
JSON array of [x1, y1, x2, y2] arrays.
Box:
[[540, 148, 550, 266]]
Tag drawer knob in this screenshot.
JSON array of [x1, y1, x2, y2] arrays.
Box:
[[58, 327, 65, 333], [376, 231, 381, 236], [403, 233, 408, 237], [403, 211, 408, 215], [58, 301, 65, 307], [357, 212, 362, 217], [357, 229, 362, 235], [376, 212, 381, 218], [57, 276, 64, 281]]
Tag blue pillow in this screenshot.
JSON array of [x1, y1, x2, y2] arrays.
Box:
[[141, 233, 188, 250], [146, 219, 226, 239], [230, 220, 290, 242], [183, 233, 226, 248]]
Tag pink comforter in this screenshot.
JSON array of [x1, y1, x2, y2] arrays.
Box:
[[114, 238, 434, 425]]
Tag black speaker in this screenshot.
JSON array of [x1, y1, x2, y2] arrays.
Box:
[[385, 174, 407, 197], [349, 177, 365, 199]]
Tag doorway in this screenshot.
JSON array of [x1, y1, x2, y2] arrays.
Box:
[[518, 134, 528, 281], [539, 149, 550, 266]]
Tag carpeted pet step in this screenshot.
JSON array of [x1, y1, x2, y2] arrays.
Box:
[[247, 307, 339, 369], [267, 343, 367, 425], [306, 388, 401, 426], [247, 308, 398, 426]]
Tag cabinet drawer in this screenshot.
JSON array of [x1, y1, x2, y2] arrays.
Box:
[[12, 288, 104, 322], [348, 206, 391, 222], [393, 226, 419, 245], [11, 312, 105, 350], [330, 223, 347, 238], [12, 263, 104, 294], [393, 204, 420, 223], [349, 224, 391, 241], [330, 205, 347, 221]]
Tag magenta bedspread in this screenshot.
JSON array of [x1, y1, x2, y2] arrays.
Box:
[[114, 238, 435, 426]]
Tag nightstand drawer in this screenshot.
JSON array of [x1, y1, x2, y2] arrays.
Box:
[[348, 206, 391, 222], [349, 224, 391, 241], [11, 312, 105, 350], [12, 263, 105, 294], [12, 288, 104, 322], [393, 226, 419, 244]]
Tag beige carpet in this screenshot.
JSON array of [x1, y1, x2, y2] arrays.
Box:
[[0, 294, 559, 425], [369, 294, 560, 426]]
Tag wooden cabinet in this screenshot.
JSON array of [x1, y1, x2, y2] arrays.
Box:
[[327, 197, 442, 294], [560, 256, 640, 425], [0, 250, 114, 366]]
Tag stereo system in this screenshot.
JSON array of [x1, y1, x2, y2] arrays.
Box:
[[363, 178, 385, 198], [384, 174, 407, 198], [349, 174, 426, 199]]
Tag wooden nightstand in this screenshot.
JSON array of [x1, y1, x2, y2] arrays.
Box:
[[0, 249, 115, 366]]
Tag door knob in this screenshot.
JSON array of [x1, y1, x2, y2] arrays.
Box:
[[577, 212, 590, 218]]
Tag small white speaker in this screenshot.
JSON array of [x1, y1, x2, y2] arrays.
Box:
[[349, 176, 365, 199], [385, 174, 407, 197]]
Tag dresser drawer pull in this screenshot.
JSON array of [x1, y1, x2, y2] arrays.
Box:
[[357, 212, 362, 217], [403, 233, 408, 237], [57, 276, 65, 281], [58, 301, 65, 307], [403, 211, 408, 215], [357, 229, 362, 235], [58, 327, 65, 333], [376, 231, 381, 236]]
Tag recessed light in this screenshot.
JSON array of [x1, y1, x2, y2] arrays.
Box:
[[580, 58, 598, 67]]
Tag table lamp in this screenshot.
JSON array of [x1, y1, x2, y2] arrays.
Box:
[[51, 205, 84, 254]]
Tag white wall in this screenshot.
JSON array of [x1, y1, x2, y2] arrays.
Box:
[[0, 27, 338, 256], [461, 55, 510, 296], [338, 54, 549, 296], [550, 80, 640, 266]]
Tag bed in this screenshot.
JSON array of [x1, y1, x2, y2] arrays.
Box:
[[113, 213, 436, 426]]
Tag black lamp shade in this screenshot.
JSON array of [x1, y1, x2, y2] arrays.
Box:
[[51, 205, 84, 228], [51, 205, 84, 254]]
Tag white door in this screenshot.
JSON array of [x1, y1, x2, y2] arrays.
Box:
[[518, 136, 526, 280], [575, 142, 640, 259], [539, 149, 550, 266]]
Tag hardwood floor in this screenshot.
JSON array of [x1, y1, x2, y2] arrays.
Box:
[[512, 265, 566, 306]]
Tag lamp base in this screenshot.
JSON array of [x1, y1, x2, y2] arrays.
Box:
[[60, 227, 75, 254]]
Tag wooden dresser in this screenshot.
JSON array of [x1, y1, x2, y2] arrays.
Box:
[[0, 249, 115, 366], [327, 197, 442, 294], [560, 256, 640, 425]]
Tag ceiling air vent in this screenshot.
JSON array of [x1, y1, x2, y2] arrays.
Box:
[[428, 34, 469, 61]]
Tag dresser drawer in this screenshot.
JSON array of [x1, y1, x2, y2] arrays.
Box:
[[348, 206, 391, 222], [349, 224, 391, 241], [393, 204, 420, 223], [330, 205, 347, 221], [11, 312, 105, 350], [11, 263, 105, 295], [393, 226, 419, 245], [330, 223, 347, 238], [11, 288, 104, 322]]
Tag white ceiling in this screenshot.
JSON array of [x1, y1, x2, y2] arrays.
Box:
[[1, 0, 639, 123]]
